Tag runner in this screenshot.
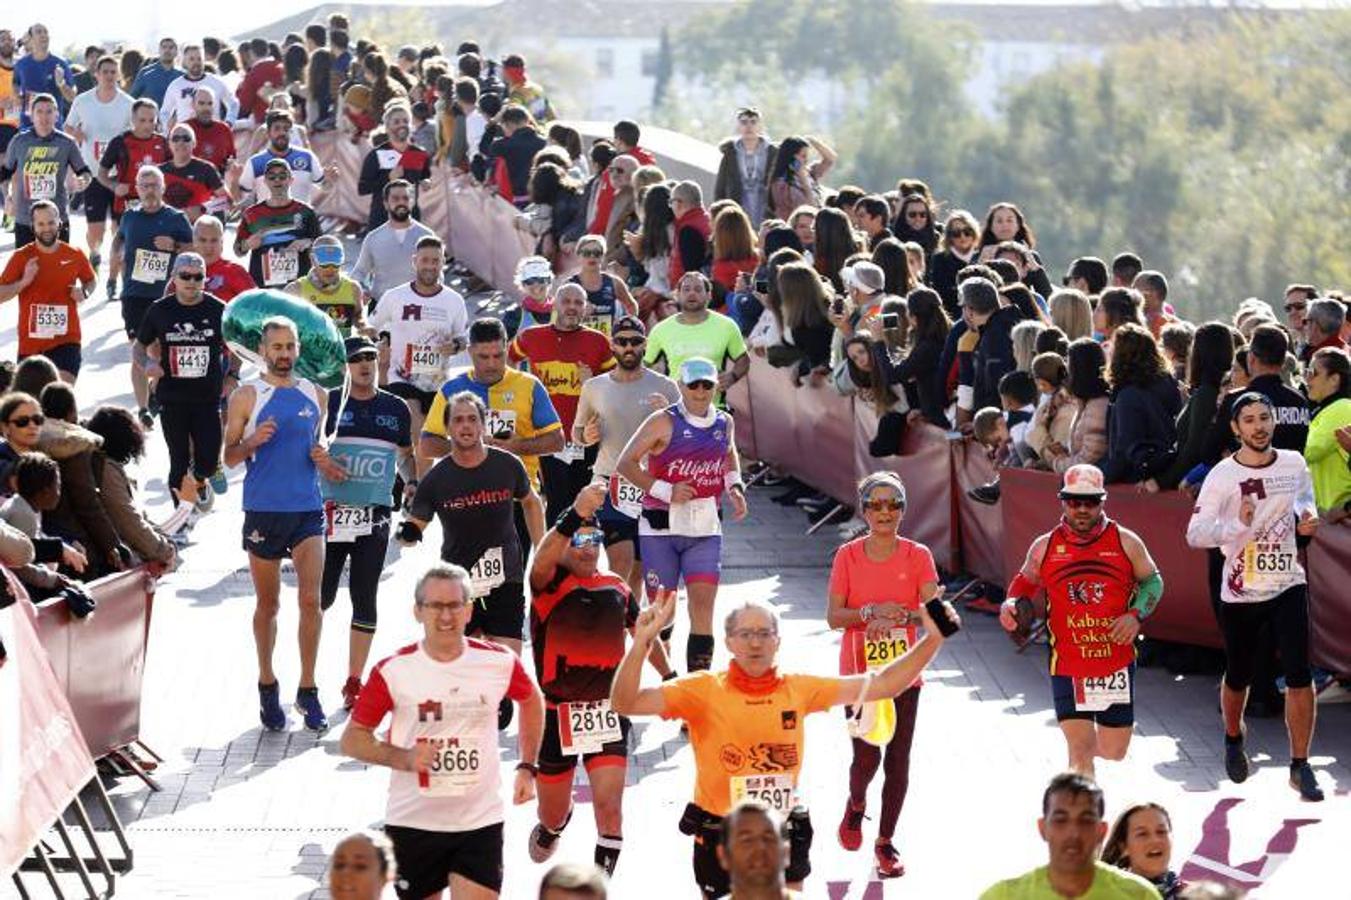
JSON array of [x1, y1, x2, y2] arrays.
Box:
[[0, 200, 95, 382], [401, 391, 545, 659], [238, 109, 332, 204], [644, 272, 749, 398], [717, 802, 798, 900], [610, 593, 959, 898], [351, 180, 435, 306], [0, 30, 18, 167], [523, 483, 672, 877], [514, 255, 555, 330], [509, 282, 614, 520], [321, 336, 414, 711], [135, 253, 227, 509], [233, 158, 321, 289], [97, 97, 170, 297], [615, 356, 747, 674], [114, 165, 193, 428], [185, 87, 237, 176], [567, 234, 636, 337], [998, 464, 1163, 778], [339, 563, 545, 900], [286, 235, 369, 336], [826, 471, 940, 878], [357, 103, 432, 231], [159, 44, 238, 129], [194, 214, 255, 302], [573, 315, 680, 600], [368, 234, 467, 444], [0, 93, 89, 247], [1185, 392, 1324, 801], [159, 123, 230, 222], [62, 54, 130, 268], [223, 316, 346, 732]]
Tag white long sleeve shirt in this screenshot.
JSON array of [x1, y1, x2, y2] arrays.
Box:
[[1185, 449, 1316, 604], [159, 72, 240, 128]]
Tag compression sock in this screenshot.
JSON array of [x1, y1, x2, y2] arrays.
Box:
[[1291, 757, 1308, 771], [686, 633, 715, 672], [595, 834, 623, 876]]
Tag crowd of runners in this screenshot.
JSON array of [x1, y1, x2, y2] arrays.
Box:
[[1, 16, 1346, 900]]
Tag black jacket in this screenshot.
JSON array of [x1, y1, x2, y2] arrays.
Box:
[[972, 306, 1023, 412], [927, 250, 971, 320], [1201, 374, 1310, 463], [488, 128, 547, 199], [874, 335, 949, 428], [1100, 374, 1183, 483]]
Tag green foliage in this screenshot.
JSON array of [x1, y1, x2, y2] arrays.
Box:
[[670, 2, 1351, 318]]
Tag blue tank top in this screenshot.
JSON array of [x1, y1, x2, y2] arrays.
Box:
[[242, 377, 324, 512]]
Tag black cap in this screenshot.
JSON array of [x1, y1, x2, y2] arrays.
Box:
[[612, 314, 646, 336], [1231, 391, 1274, 422], [344, 335, 379, 361]]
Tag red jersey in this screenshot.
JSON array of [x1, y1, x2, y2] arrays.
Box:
[[530, 567, 638, 704], [205, 258, 256, 302], [100, 132, 171, 214], [508, 324, 614, 433], [1038, 519, 1136, 678], [0, 242, 95, 355], [186, 118, 237, 173]]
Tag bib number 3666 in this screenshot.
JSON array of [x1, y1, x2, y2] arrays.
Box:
[[418, 735, 480, 797]]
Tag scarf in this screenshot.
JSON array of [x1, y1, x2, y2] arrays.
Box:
[[727, 660, 782, 696]]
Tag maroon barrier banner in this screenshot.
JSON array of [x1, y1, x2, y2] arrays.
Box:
[[856, 413, 957, 571], [724, 374, 757, 463], [743, 358, 857, 505], [951, 438, 1005, 584], [1, 589, 98, 878], [32, 569, 153, 759], [1306, 524, 1351, 673]]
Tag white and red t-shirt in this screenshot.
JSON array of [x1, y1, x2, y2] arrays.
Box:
[[352, 639, 535, 832], [368, 282, 469, 392]]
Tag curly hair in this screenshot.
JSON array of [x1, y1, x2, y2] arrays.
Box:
[[1108, 324, 1169, 390], [85, 406, 147, 464]]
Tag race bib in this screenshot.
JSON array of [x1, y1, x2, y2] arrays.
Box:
[[29, 304, 68, 339], [418, 734, 480, 797], [670, 496, 720, 537], [613, 476, 643, 519], [1242, 541, 1297, 590], [25, 171, 57, 201], [554, 442, 584, 464], [131, 248, 171, 284], [582, 314, 612, 337], [469, 546, 505, 598], [558, 700, 621, 756], [863, 628, 910, 670], [262, 248, 299, 286], [485, 408, 517, 440], [376, 148, 401, 170], [169, 344, 210, 378], [326, 503, 373, 542], [406, 342, 444, 379], [730, 773, 796, 815], [1074, 666, 1131, 712]]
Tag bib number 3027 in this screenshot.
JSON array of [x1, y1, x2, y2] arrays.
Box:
[[1074, 667, 1131, 712], [558, 700, 621, 756], [730, 773, 796, 814]]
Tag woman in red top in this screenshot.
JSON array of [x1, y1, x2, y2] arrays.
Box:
[[825, 471, 941, 880], [709, 205, 758, 306]]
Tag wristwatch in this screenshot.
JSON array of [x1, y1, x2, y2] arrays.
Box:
[[859, 605, 875, 623], [515, 761, 538, 777]]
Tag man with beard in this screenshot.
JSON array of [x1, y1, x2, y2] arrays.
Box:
[[1186, 393, 1324, 801], [286, 235, 369, 336], [573, 315, 680, 599], [63, 55, 131, 268], [357, 103, 431, 231], [234, 158, 321, 289], [0, 200, 96, 382], [159, 123, 230, 222], [185, 87, 237, 175], [644, 272, 749, 401], [224, 317, 346, 733], [351, 179, 435, 305], [1, 93, 89, 248], [980, 773, 1157, 899], [998, 464, 1162, 779], [509, 283, 614, 520], [159, 44, 238, 129], [238, 109, 334, 204]]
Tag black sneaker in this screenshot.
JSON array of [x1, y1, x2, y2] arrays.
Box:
[[1289, 762, 1324, 802], [528, 807, 572, 863], [138, 408, 155, 430], [1224, 735, 1249, 784], [106, 278, 117, 301]]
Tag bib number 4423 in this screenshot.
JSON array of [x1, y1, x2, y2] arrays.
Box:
[[1074, 667, 1131, 712]]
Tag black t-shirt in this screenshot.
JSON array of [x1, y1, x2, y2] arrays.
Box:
[[160, 158, 224, 211], [136, 293, 227, 403], [410, 446, 530, 579], [1203, 373, 1311, 463]]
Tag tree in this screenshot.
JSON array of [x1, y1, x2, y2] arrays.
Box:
[[651, 26, 673, 112]]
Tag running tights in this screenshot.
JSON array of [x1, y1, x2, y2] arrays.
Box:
[[847, 686, 920, 840]]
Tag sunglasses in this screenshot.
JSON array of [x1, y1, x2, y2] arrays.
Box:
[[265, 171, 289, 181], [521, 277, 550, 285], [614, 336, 645, 347], [948, 228, 975, 238], [578, 250, 603, 259], [862, 498, 904, 513], [176, 271, 205, 281], [685, 379, 716, 391], [1284, 302, 1307, 313], [1060, 496, 1103, 509], [905, 210, 929, 220], [9, 414, 45, 427], [570, 531, 605, 548], [170, 134, 193, 143]]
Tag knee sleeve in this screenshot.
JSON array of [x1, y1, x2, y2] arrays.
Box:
[[686, 633, 715, 672]]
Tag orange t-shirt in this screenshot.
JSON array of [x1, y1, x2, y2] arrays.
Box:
[[660, 670, 839, 816], [827, 537, 938, 676], [0, 242, 94, 355]]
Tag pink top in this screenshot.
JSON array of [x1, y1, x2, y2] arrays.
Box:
[[828, 537, 938, 677]]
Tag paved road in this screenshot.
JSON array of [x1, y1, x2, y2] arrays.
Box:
[[2, 234, 1346, 899]]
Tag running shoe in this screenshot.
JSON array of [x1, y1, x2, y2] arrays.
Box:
[[1289, 762, 1324, 802], [527, 808, 572, 864], [259, 681, 286, 732], [89, 251, 101, 271], [838, 799, 865, 851], [1224, 733, 1249, 784], [106, 278, 117, 301], [296, 686, 328, 732], [208, 466, 228, 495], [875, 839, 905, 878], [137, 408, 155, 430], [341, 676, 362, 711], [193, 481, 214, 514]]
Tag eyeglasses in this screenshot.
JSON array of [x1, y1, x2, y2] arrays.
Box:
[[862, 498, 904, 513], [8, 414, 45, 427], [686, 380, 716, 391], [570, 531, 605, 548], [417, 600, 469, 615], [170, 134, 193, 143], [578, 250, 603, 259], [730, 628, 776, 642], [614, 336, 645, 347], [176, 271, 205, 281], [1061, 497, 1103, 509]]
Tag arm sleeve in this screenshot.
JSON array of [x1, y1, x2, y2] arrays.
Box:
[[658, 672, 708, 722], [513, 456, 531, 500], [827, 546, 850, 597], [1303, 407, 1346, 465], [98, 137, 120, 173], [0, 252, 23, 284], [799, 674, 843, 715], [351, 237, 374, 290]]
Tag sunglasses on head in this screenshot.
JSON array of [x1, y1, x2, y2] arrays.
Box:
[[862, 497, 904, 513], [570, 530, 604, 548], [9, 414, 44, 428], [176, 271, 204, 281], [686, 379, 716, 391], [614, 336, 644, 347]]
